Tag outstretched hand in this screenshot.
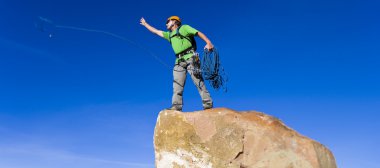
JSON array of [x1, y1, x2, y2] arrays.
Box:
[[140, 17, 147, 26]]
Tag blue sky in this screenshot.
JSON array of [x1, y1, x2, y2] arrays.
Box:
[[0, 0, 379, 167]]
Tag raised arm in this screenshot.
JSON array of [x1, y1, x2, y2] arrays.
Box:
[[197, 31, 214, 50], [140, 17, 164, 38]]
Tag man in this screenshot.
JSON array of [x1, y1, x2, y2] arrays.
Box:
[[140, 16, 213, 111]]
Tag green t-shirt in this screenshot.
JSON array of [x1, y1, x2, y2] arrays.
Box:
[[162, 25, 198, 62]]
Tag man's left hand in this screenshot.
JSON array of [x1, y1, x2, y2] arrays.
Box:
[[204, 43, 214, 51]]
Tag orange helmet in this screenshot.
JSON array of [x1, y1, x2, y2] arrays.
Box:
[[167, 16, 181, 23]]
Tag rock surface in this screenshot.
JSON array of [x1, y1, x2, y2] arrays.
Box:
[[154, 108, 336, 168]]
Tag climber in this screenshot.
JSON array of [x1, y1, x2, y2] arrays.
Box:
[[140, 16, 213, 111]]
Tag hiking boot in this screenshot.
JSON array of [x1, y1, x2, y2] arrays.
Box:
[[203, 106, 213, 110], [165, 106, 182, 111]]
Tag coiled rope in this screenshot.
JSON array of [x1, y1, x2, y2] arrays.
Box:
[[201, 48, 228, 92]]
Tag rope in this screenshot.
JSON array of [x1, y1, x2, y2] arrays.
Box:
[[201, 48, 228, 92], [36, 17, 171, 69]]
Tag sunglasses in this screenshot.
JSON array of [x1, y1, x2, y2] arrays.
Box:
[[166, 19, 175, 24]]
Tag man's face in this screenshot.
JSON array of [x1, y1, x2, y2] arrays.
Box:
[[166, 20, 174, 30]]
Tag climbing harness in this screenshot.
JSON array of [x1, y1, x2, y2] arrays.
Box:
[[191, 52, 203, 79], [176, 47, 195, 58]]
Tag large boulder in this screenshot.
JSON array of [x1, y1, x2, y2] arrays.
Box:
[[154, 108, 336, 168]]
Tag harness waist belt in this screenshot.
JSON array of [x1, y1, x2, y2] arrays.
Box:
[[176, 48, 195, 58]]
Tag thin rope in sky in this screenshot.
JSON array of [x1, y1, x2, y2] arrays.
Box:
[[35, 16, 171, 68]]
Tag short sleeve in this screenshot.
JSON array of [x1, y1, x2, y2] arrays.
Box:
[[162, 31, 170, 41], [181, 25, 199, 36]]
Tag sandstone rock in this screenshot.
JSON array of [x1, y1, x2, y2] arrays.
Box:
[[154, 108, 336, 168]]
